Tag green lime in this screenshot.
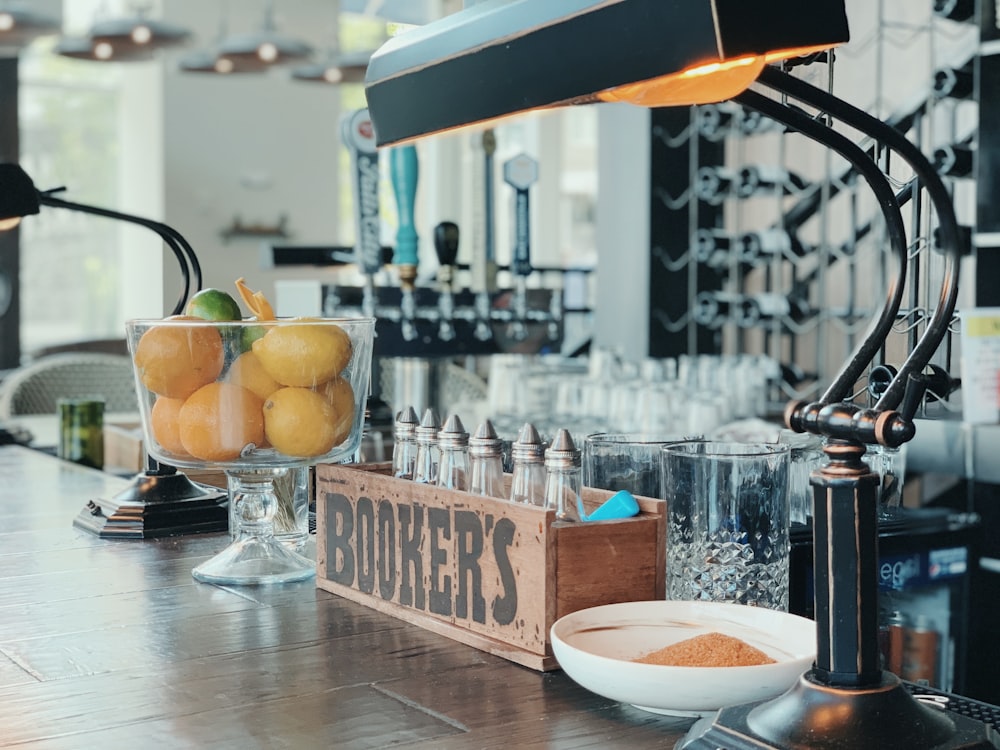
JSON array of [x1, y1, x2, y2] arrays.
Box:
[[186, 288, 243, 321], [240, 324, 268, 353]]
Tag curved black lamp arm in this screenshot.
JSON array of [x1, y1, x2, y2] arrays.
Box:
[[759, 66, 961, 421], [38, 191, 200, 315], [734, 88, 909, 406]]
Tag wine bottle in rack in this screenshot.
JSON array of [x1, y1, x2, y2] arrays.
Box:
[[737, 228, 810, 266], [932, 61, 974, 100], [693, 229, 737, 268], [736, 292, 811, 328], [692, 290, 741, 326], [933, 144, 974, 178], [933, 0, 975, 23], [697, 103, 740, 137], [695, 166, 738, 202], [737, 108, 781, 136], [736, 165, 810, 198]]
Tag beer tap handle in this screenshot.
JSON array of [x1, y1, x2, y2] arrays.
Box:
[[503, 154, 539, 341], [433, 221, 459, 342], [390, 144, 419, 288], [434, 221, 460, 290]]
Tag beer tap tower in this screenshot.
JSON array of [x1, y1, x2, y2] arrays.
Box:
[[327, 109, 568, 368]]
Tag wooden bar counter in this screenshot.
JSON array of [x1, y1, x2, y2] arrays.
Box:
[[0, 446, 690, 748]]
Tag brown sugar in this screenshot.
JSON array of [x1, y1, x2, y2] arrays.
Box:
[[633, 631, 776, 667]]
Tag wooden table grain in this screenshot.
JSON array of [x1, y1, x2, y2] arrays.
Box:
[[0, 446, 692, 749]]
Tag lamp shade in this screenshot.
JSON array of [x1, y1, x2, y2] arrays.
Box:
[[364, 0, 850, 146], [0, 3, 60, 53], [178, 48, 267, 75], [88, 15, 191, 51], [54, 35, 156, 63], [217, 30, 312, 66], [0, 164, 40, 224], [291, 49, 371, 85]]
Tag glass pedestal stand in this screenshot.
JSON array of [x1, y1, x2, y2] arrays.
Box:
[[192, 468, 314, 585]]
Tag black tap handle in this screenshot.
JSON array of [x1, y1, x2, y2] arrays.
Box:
[[434, 221, 460, 268]]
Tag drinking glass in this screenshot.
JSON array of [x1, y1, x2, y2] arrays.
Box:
[[127, 316, 374, 585], [662, 441, 790, 610], [583, 433, 690, 498]]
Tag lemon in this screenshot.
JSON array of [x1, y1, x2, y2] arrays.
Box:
[[252, 323, 352, 387], [319, 376, 356, 447], [186, 288, 243, 321], [263, 387, 341, 457], [225, 350, 282, 401]]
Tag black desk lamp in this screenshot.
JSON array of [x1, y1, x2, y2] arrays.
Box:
[[0, 164, 228, 539], [362, 2, 999, 748]]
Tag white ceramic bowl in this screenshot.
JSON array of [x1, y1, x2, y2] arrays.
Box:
[[550, 600, 816, 717]]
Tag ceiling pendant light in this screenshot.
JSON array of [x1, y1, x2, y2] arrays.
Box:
[[54, 35, 156, 63], [54, 5, 191, 64], [0, 2, 60, 54], [178, 4, 266, 75], [88, 12, 190, 53], [217, 0, 312, 68], [291, 48, 371, 85]]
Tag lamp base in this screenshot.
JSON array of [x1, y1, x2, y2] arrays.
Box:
[[73, 470, 228, 539], [676, 672, 1000, 750]]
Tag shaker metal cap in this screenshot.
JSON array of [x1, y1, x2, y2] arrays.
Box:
[[544, 428, 580, 468], [438, 413, 469, 447], [469, 419, 502, 456], [394, 405, 419, 437], [415, 407, 440, 444], [511, 422, 545, 463]]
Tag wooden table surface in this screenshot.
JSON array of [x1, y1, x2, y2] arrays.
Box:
[[0, 445, 692, 749]]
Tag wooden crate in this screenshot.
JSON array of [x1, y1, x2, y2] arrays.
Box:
[[315, 462, 666, 671]]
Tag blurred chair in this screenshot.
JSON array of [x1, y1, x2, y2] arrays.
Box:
[[0, 352, 138, 419]]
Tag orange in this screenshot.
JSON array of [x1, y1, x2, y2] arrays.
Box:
[[252, 323, 352, 387], [133, 317, 225, 399], [225, 350, 281, 401], [149, 396, 189, 457], [263, 387, 342, 457], [178, 382, 265, 462], [318, 376, 356, 447]]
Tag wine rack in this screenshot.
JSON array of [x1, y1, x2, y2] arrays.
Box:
[[648, 0, 980, 410]]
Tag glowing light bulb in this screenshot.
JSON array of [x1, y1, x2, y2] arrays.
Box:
[[323, 67, 343, 83], [131, 25, 152, 45], [0, 13, 14, 32], [258, 42, 278, 62], [95, 42, 114, 60], [215, 57, 234, 74]]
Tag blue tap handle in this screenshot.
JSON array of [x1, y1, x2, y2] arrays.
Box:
[[390, 145, 419, 269]]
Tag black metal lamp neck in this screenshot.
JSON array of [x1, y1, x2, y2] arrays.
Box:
[[37, 192, 201, 316]]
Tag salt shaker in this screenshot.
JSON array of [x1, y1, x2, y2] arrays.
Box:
[[509, 422, 546, 506], [436, 414, 470, 490], [391, 406, 419, 479], [469, 419, 506, 499], [543, 428, 584, 521], [412, 408, 440, 484]]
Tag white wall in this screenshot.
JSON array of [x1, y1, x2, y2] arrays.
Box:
[[160, 0, 349, 308]]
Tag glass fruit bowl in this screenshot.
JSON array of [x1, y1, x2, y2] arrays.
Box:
[[126, 315, 375, 585]]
